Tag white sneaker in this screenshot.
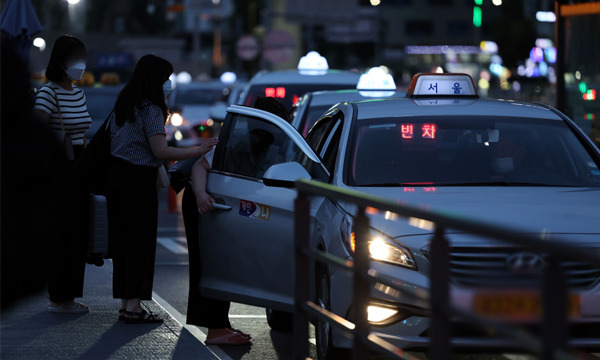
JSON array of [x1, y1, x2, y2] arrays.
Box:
[[47, 301, 89, 314]]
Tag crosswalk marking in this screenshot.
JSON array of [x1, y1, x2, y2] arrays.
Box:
[[157, 237, 188, 254]]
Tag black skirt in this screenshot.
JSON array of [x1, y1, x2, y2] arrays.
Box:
[[106, 156, 158, 300]]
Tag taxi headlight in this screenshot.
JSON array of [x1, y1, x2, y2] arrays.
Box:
[[174, 130, 183, 141], [367, 305, 398, 323], [170, 113, 184, 127], [342, 223, 416, 270], [368, 236, 416, 269]]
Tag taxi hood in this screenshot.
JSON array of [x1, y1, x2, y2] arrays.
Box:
[[348, 186, 600, 243]]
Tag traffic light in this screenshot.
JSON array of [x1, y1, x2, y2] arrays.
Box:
[[473, 1, 482, 28]]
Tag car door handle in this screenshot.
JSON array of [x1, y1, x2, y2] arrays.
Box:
[[212, 202, 232, 211]]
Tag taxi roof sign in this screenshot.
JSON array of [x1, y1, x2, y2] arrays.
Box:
[[357, 67, 396, 90], [407, 73, 478, 97], [297, 51, 329, 75]]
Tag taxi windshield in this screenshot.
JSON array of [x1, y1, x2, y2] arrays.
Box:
[[348, 116, 600, 187], [244, 84, 354, 109]]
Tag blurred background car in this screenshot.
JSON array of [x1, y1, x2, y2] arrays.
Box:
[[167, 80, 229, 147], [291, 66, 406, 136], [237, 51, 361, 111]]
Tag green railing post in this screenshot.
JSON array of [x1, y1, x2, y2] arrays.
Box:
[[293, 193, 311, 360], [541, 257, 568, 359], [352, 207, 371, 360], [429, 226, 451, 360]]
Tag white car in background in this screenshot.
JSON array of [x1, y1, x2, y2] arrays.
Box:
[[236, 51, 361, 110]]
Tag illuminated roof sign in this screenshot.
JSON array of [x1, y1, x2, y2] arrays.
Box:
[[407, 73, 478, 97]]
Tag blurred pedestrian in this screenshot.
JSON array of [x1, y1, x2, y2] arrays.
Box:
[[1, 41, 65, 311], [107, 54, 217, 324], [34, 34, 92, 314], [181, 96, 289, 345]]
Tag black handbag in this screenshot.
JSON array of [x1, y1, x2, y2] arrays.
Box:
[[73, 111, 113, 195], [167, 155, 202, 194]]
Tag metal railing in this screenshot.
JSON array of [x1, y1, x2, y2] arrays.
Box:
[[292, 179, 600, 360]]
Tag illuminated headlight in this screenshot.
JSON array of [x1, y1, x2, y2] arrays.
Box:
[[174, 130, 183, 141], [171, 113, 184, 127], [368, 237, 416, 269], [367, 305, 398, 323], [342, 223, 416, 270]]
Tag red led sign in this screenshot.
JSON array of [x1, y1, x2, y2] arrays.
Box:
[[401, 124, 414, 139], [422, 124, 437, 139], [265, 87, 286, 99], [400, 124, 437, 139]]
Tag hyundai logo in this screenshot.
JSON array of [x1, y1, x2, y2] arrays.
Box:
[[506, 252, 545, 274]]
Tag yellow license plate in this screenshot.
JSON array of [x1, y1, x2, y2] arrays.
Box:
[[473, 293, 580, 319]]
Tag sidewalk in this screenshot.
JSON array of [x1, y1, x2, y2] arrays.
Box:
[[0, 261, 218, 360]]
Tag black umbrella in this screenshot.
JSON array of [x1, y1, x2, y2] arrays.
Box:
[[1, 0, 43, 62]]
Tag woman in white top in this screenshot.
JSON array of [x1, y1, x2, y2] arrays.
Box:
[[34, 35, 92, 314]]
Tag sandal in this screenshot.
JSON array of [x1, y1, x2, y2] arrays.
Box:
[[228, 328, 251, 339], [124, 309, 163, 324], [205, 329, 251, 346], [118, 309, 126, 321], [47, 301, 89, 314]]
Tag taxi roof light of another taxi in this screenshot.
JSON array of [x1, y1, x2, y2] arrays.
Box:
[[297, 51, 329, 75], [407, 73, 478, 98], [357, 66, 397, 98]]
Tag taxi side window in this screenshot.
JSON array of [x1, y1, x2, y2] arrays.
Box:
[[306, 112, 344, 174], [305, 116, 333, 153], [215, 114, 304, 180], [322, 121, 342, 173], [305, 111, 344, 155]]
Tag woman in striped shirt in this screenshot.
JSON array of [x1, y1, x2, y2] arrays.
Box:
[[34, 35, 91, 314]]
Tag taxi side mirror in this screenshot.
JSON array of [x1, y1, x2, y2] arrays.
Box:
[[262, 162, 311, 188]]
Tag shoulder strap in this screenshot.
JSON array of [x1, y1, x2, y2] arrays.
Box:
[[50, 86, 66, 132]]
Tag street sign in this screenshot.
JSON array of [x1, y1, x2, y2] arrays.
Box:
[[263, 30, 295, 64], [236, 35, 260, 61]]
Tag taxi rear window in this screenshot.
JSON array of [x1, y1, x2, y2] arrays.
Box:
[[347, 116, 600, 187], [244, 84, 354, 109]]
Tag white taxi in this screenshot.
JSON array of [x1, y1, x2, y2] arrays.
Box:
[[292, 66, 405, 136], [236, 51, 361, 109], [191, 73, 600, 358]]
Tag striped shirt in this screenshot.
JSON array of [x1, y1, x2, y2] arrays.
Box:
[[34, 82, 92, 145], [109, 101, 167, 168]]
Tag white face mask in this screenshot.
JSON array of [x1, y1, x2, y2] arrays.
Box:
[[163, 80, 173, 97], [493, 157, 515, 173], [65, 61, 86, 81]]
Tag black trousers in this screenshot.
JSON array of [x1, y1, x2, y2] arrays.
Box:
[[182, 185, 231, 329], [106, 157, 158, 300], [47, 145, 89, 303]]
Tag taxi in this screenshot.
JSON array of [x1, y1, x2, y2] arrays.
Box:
[[292, 66, 405, 136], [237, 51, 361, 109], [192, 73, 600, 358]]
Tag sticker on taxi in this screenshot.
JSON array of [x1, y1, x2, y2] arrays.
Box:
[[239, 200, 271, 221]]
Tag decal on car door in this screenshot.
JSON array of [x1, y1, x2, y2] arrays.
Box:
[[239, 199, 271, 221]]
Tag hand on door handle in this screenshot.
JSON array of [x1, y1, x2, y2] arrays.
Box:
[[211, 202, 232, 211]]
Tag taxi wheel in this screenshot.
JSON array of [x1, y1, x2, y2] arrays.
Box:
[[315, 266, 349, 360], [266, 308, 293, 332]]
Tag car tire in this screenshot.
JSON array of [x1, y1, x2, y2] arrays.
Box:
[[266, 308, 293, 332], [315, 265, 350, 360]]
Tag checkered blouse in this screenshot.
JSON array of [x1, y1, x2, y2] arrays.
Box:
[[109, 101, 166, 167]]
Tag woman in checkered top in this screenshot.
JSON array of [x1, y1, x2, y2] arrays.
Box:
[[107, 55, 216, 324]]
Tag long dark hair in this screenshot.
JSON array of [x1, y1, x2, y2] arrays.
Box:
[[114, 54, 173, 126], [45, 35, 86, 83]]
